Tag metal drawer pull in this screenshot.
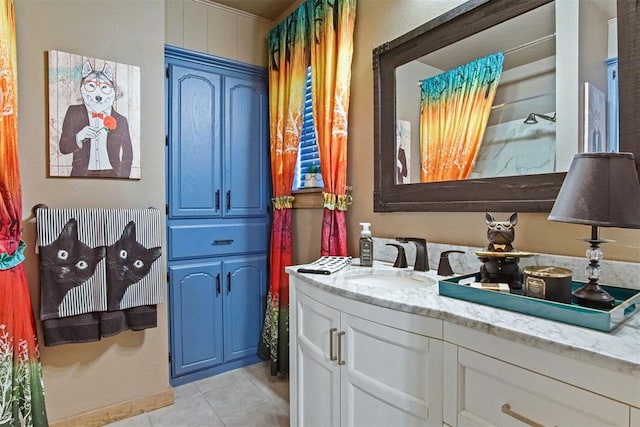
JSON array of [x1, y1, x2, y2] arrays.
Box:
[[216, 274, 221, 295], [226, 190, 231, 210], [329, 328, 337, 361], [337, 331, 346, 366], [212, 239, 234, 245], [215, 189, 220, 210], [501, 404, 544, 427], [227, 272, 231, 292]]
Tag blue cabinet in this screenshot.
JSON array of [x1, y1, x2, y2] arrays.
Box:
[[166, 47, 270, 385], [169, 261, 224, 377], [167, 61, 268, 220], [223, 256, 268, 362], [224, 75, 269, 218], [169, 256, 267, 379], [168, 63, 222, 219]]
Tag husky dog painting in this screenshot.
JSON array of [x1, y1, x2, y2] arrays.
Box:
[[48, 50, 141, 179]]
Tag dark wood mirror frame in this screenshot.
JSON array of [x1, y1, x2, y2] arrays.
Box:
[[373, 0, 639, 212]]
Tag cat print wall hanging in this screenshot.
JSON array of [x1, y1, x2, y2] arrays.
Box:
[[47, 50, 141, 179], [37, 208, 163, 320]]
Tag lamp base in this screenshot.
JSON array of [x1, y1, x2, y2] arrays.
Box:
[[572, 283, 615, 310]]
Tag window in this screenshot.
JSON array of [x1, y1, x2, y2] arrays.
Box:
[[294, 66, 321, 190]]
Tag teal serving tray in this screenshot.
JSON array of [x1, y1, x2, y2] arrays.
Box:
[[438, 273, 640, 332]]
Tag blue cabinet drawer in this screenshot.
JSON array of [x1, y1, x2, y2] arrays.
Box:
[[169, 220, 269, 260]]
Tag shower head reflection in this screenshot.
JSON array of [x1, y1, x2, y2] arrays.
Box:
[[524, 112, 556, 124]]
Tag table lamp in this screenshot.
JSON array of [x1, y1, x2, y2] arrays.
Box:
[[548, 152, 640, 309]]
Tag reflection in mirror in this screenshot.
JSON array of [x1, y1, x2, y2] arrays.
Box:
[[373, 0, 636, 212], [393, 0, 617, 185]]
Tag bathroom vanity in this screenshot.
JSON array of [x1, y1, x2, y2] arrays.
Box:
[[288, 262, 640, 426]]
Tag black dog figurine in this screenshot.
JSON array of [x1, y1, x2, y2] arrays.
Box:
[[479, 212, 523, 290]]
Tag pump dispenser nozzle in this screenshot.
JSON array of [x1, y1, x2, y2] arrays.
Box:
[[359, 222, 371, 237]]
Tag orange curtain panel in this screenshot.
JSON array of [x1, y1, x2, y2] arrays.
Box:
[[309, 0, 356, 256], [258, 5, 308, 376], [419, 52, 504, 182], [0, 0, 49, 425]]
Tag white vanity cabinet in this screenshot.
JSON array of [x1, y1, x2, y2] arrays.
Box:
[[289, 266, 640, 427], [290, 277, 444, 426]]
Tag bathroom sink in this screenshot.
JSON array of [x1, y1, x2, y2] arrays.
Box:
[[343, 271, 436, 289]]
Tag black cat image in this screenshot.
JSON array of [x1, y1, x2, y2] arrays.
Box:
[[40, 218, 106, 316], [106, 221, 162, 310], [479, 212, 523, 289]]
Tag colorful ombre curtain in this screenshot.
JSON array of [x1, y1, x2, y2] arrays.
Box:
[[309, 0, 356, 256], [258, 6, 309, 376], [420, 52, 504, 182], [0, 0, 49, 425]]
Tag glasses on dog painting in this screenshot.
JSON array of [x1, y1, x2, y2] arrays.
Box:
[[48, 50, 141, 179]]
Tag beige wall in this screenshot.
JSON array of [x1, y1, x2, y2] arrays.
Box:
[[12, 0, 273, 421], [343, 0, 640, 264], [165, 0, 272, 67], [14, 0, 273, 422]]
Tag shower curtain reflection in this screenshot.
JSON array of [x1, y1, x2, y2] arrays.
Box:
[[419, 52, 505, 182]]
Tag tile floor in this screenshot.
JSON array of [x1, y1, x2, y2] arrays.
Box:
[[106, 362, 290, 427]]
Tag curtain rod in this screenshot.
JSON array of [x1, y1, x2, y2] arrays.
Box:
[[416, 33, 556, 86], [504, 32, 556, 56]]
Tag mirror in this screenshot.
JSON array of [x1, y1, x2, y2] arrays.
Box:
[[395, 2, 557, 184], [373, 0, 639, 212]]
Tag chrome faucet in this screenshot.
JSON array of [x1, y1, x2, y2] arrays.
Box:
[[395, 237, 428, 271]]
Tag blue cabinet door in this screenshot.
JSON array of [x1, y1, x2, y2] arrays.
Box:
[[223, 255, 267, 362], [169, 261, 224, 377], [223, 75, 269, 218], [168, 63, 222, 219]]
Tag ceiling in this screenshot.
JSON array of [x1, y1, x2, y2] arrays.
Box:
[[205, 0, 297, 21], [417, 0, 616, 72], [418, 3, 555, 72]]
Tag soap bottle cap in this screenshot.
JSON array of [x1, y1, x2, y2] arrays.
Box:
[[359, 222, 371, 237]]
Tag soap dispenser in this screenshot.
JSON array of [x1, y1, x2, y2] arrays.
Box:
[[359, 222, 373, 267]]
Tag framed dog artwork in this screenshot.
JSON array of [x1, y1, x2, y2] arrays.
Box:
[[48, 50, 141, 179]]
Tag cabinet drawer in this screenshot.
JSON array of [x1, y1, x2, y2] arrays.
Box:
[[455, 348, 629, 427], [169, 221, 268, 259]]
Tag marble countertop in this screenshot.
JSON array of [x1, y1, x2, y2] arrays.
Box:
[[287, 261, 640, 377]]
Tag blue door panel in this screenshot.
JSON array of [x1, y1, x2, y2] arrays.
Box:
[[224, 76, 269, 218], [223, 256, 267, 362], [169, 64, 222, 219], [170, 262, 223, 377]]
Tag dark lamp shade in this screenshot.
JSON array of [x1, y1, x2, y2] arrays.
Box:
[[548, 152, 640, 229]]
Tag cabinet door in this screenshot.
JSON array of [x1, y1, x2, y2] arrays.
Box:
[[168, 62, 222, 219], [222, 255, 267, 362], [632, 406, 639, 427], [169, 261, 224, 377], [295, 292, 341, 427], [341, 313, 443, 427], [223, 74, 269, 218]]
